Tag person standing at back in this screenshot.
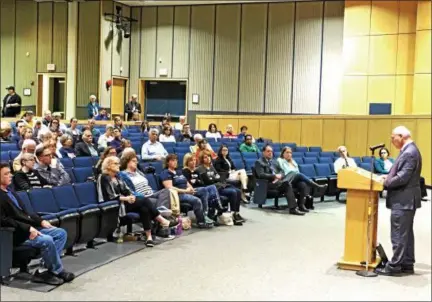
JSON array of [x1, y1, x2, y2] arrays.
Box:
[[2, 86, 21, 117], [376, 126, 422, 276]]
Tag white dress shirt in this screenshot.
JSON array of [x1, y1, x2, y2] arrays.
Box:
[[334, 157, 357, 174]]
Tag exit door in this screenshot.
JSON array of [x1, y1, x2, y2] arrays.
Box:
[[111, 78, 127, 117]]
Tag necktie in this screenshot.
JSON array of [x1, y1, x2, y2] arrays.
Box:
[[345, 158, 349, 168], [269, 160, 275, 174]]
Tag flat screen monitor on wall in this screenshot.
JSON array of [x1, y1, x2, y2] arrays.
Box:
[[369, 103, 392, 115], [145, 81, 186, 120]]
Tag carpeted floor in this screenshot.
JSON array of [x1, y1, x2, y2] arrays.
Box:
[[1, 195, 431, 301]]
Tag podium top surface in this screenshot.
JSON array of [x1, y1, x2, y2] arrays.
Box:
[[337, 167, 384, 191]]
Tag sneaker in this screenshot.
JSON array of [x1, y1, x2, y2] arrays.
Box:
[[57, 270, 75, 283], [32, 270, 64, 286], [234, 213, 245, 223], [145, 239, 155, 247]]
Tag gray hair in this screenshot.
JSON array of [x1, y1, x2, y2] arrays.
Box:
[[131, 94, 138, 99], [22, 139, 36, 150], [20, 153, 35, 165], [38, 128, 53, 142], [121, 147, 136, 158], [101, 156, 119, 174], [193, 133, 203, 141], [337, 145, 347, 152], [89, 95, 97, 100], [392, 126, 411, 138], [149, 128, 159, 135]]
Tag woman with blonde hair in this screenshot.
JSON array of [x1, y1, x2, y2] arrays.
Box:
[[13, 153, 50, 191], [97, 156, 173, 247]]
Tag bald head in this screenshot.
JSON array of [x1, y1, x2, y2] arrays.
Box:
[[82, 130, 93, 143], [391, 126, 412, 150]]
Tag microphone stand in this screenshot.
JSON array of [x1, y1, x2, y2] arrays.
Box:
[[356, 148, 378, 277]]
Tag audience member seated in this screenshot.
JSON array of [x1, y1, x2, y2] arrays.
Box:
[[98, 124, 114, 150], [48, 118, 64, 137], [32, 119, 45, 142], [13, 139, 37, 172], [223, 124, 238, 139], [58, 135, 76, 159], [65, 117, 81, 145], [13, 153, 51, 191], [35, 145, 71, 186], [196, 151, 245, 225], [117, 139, 132, 158], [119, 152, 176, 210], [87, 95, 100, 119], [141, 129, 168, 161], [37, 128, 53, 147], [182, 153, 225, 220], [205, 123, 222, 141], [174, 116, 186, 131], [160, 154, 213, 229], [239, 135, 259, 153], [51, 113, 68, 132], [42, 110, 52, 126], [275, 147, 327, 211], [48, 138, 62, 161], [214, 145, 250, 202], [88, 119, 101, 137], [110, 127, 123, 153], [0, 121, 12, 141], [131, 112, 141, 122], [178, 123, 193, 142], [255, 145, 305, 216], [237, 125, 255, 143], [140, 120, 151, 134], [159, 126, 176, 143], [94, 147, 117, 178], [95, 108, 110, 121], [98, 156, 173, 247], [16, 120, 26, 136], [18, 127, 34, 149], [157, 117, 171, 134], [114, 116, 128, 136], [194, 139, 217, 164], [334, 145, 357, 174], [190, 134, 203, 153], [75, 130, 98, 157], [21, 111, 34, 127], [0, 163, 75, 285]]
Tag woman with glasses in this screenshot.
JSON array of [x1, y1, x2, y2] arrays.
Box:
[[97, 156, 173, 247], [13, 153, 50, 191], [48, 118, 63, 136], [374, 147, 395, 174]]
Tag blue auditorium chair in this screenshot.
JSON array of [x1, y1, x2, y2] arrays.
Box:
[[293, 157, 304, 164], [281, 143, 297, 150], [304, 157, 318, 164], [52, 185, 101, 246], [73, 157, 94, 167], [1, 151, 9, 162], [221, 138, 231, 143], [304, 152, 319, 158], [209, 141, 221, 150], [313, 163, 338, 199], [28, 188, 80, 251], [229, 152, 242, 160], [9, 151, 19, 161], [244, 158, 257, 174], [225, 142, 239, 148], [64, 168, 77, 183], [174, 146, 191, 154], [132, 142, 141, 154], [309, 146, 322, 152], [292, 152, 304, 158], [60, 157, 74, 168], [298, 164, 328, 197], [318, 157, 333, 164], [361, 156, 373, 163], [320, 152, 334, 158], [164, 146, 175, 154], [176, 141, 191, 147], [333, 152, 340, 157], [352, 157, 362, 166], [145, 173, 160, 191], [273, 151, 281, 158], [138, 161, 163, 174], [360, 162, 372, 171], [0, 143, 18, 152], [241, 152, 258, 160], [256, 142, 266, 150], [232, 158, 245, 170], [228, 145, 239, 153], [73, 167, 94, 183], [161, 142, 176, 149], [177, 153, 186, 168], [270, 143, 281, 151], [73, 182, 119, 240], [16, 191, 59, 226], [295, 146, 308, 153]]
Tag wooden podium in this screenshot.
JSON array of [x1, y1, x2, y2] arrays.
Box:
[[337, 167, 384, 271]]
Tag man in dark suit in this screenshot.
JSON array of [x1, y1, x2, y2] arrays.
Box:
[[0, 163, 74, 285], [254, 145, 304, 216], [2, 86, 22, 117], [124, 94, 141, 121], [376, 126, 422, 276], [75, 130, 99, 157]]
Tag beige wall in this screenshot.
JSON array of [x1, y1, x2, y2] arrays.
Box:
[[129, 1, 345, 114]]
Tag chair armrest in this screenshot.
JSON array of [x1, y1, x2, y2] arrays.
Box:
[[0, 227, 14, 232], [253, 178, 269, 205], [37, 211, 53, 216]]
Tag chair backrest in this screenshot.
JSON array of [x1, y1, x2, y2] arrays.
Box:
[[74, 182, 98, 205], [270, 143, 281, 151], [360, 162, 372, 171], [229, 152, 242, 160], [304, 157, 318, 164], [318, 157, 333, 164], [73, 167, 94, 183], [281, 143, 297, 150], [298, 164, 317, 178], [241, 152, 258, 159], [352, 157, 362, 166], [177, 153, 186, 168], [73, 157, 94, 167], [225, 142, 238, 148], [29, 188, 60, 213], [1, 151, 9, 161], [304, 152, 319, 158], [164, 146, 175, 154], [64, 168, 77, 183], [0, 143, 18, 151], [145, 173, 160, 191], [362, 156, 373, 163], [244, 158, 257, 170], [60, 158, 74, 168], [228, 146, 238, 152], [309, 146, 322, 152], [131, 142, 141, 154], [292, 152, 304, 158], [16, 191, 35, 214], [314, 163, 332, 177], [9, 150, 20, 160], [148, 161, 163, 174], [174, 146, 191, 153], [273, 151, 281, 158], [232, 158, 245, 170], [293, 157, 304, 164], [176, 141, 191, 146], [295, 146, 308, 152], [320, 152, 334, 158], [52, 185, 81, 209]]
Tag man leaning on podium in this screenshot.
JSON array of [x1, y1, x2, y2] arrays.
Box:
[[376, 126, 423, 277]]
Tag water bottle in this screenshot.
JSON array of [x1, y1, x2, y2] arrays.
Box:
[[176, 216, 183, 235]]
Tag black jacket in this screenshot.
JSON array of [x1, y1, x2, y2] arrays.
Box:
[[2, 94, 22, 117], [182, 168, 205, 187], [0, 189, 43, 246], [254, 157, 277, 182], [124, 102, 141, 121], [97, 174, 132, 202], [75, 141, 98, 157], [214, 156, 236, 173], [13, 170, 48, 191]]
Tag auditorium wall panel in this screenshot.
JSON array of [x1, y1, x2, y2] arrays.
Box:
[[156, 7, 174, 78], [129, 8, 141, 96], [344, 119, 368, 158], [394, 76, 414, 115], [99, 0, 114, 108], [37, 3, 53, 74], [300, 119, 323, 147], [415, 118, 431, 185], [140, 7, 157, 78], [367, 76, 396, 106], [321, 119, 346, 151], [259, 119, 280, 143], [0, 0, 16, 101], [366, 119, 392, 154], [279, 120, 302, 145], [172, 6, 191, 79], [52, 3, 68, 74]]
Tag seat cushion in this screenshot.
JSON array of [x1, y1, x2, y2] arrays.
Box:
[[57, 209, 79, 216]]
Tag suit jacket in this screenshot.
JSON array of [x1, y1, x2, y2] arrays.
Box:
[[75, 141, 98, 157], [0, 189, 43, 246], [254, 157, 277, 182], [125, 102, 141, 120], [2, 94, 22, 117], [384, 142, 422, 210]]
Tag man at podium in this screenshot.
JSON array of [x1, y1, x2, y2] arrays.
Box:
[[376, 126, 422, 277]]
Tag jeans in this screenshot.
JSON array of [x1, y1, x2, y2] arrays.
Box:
[[125, 196, 160, 231], [203, 185, 223, 210], [219, 186, 241, 212], [179, 193, 205, 223], [194, 187, 209, 213], [22, 227, 66, 274]]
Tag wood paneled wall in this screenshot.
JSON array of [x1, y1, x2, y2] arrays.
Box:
[[0, 0, 68, 107], [196, 114, 431, 185], [129, 2, 345, 114]]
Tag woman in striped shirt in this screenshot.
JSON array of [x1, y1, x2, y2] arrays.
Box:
[[13, 153, 50, 191]]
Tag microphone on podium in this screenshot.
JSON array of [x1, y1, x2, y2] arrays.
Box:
[[369, 143, 385, 152]]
